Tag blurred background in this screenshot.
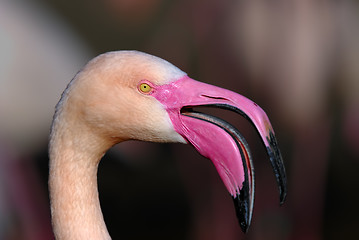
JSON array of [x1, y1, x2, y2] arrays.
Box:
[[1, 0, 359, 239]]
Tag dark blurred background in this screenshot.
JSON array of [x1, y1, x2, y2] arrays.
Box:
[[1, 0, 359, 239]]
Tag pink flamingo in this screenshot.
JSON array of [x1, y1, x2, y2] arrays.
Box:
[[49, 51, 286, 239]]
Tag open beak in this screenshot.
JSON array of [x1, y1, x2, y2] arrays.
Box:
[[153, 76, 287, 232]]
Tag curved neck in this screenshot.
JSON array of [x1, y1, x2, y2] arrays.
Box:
[[49, 116, 114, 240]]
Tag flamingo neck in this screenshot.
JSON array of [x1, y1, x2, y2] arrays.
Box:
[[49, 116, 115, 240]]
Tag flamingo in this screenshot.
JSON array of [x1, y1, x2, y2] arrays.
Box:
[[49, 50, 286, 239]]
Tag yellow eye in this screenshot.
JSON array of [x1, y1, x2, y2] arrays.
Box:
[[139, 83, 152, 93]]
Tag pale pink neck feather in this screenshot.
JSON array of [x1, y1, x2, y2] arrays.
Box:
[[49, 116, 115, 240]]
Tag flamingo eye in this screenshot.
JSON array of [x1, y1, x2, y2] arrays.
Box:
[[139, 83, 152, 94]]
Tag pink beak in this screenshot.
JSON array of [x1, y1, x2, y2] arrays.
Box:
[[152, 76, 287, 232]]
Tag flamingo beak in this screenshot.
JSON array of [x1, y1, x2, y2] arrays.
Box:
[[152, 76, 287, 232]]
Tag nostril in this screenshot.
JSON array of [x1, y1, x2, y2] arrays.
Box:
[[201, 94, 229, 101]]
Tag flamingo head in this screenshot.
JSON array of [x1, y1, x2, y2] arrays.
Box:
[[55, 50, 286, 232]]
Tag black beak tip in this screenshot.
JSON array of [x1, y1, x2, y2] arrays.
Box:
[[280, 178, 288, 202], [279, 189, 287, 205], [267, 131, 288, 206], [240, 221, 249, 233], [232, 192, 252, 233]]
